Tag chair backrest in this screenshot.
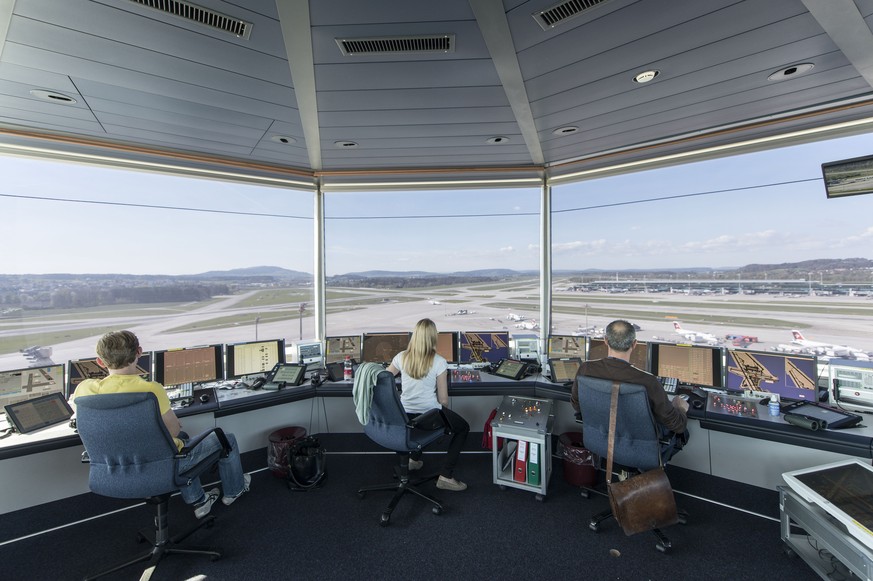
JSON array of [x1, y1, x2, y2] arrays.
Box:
[[75, 392, 180, 499], [363, 370, 444, 453], [578, 376, 661, 472]]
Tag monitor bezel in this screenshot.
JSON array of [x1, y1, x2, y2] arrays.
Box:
[[360, 332, 411, 364], [724, 348, 818, 402], [153, 344, 224, 387], [821, 153, 873, 199], [225, 338, 286, 380], [649, 342, 724, 389], [324, 335, 362, 364], [459, 331, 511, 364], [437, 331, 459, 364]]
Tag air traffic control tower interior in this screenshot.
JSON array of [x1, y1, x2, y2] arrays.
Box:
[[2, 1, 873, 578]]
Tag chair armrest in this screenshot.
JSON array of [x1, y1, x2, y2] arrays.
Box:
[[176, 427, 232, 458], [407, 408, 447, 432]]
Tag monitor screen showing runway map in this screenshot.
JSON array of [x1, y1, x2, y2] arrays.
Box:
[[725, 350, 817, 402], [0, 364, 65, 415]]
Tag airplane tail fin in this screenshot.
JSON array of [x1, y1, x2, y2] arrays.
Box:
[[791, 330, 805, 341], [673, 322, 682, 331]]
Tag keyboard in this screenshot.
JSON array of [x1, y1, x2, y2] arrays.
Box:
[[659, 376, 678, 394]]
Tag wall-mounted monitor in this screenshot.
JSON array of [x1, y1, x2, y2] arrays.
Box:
[[725, 350, 817, 402], [548, 335, 586, 359], [361, 333, 411, 364], [822, 154, 873, 199], [437, 331, 459, 363], [296, 341, 323, 365], [588, 338, 649, 372], [460, 331, 511, 364], [66, 354, 151, 397], [153, 344, 223, 387], [650, 343, 723, 389], [226, 339, 285, 379], [0, 363, 65, 415], [325, 335, 361, 364]]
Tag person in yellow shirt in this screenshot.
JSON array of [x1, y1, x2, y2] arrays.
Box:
[[71, 330, 250, 518]]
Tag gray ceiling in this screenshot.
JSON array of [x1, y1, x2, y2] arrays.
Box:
[[1, 0, 873, 187]]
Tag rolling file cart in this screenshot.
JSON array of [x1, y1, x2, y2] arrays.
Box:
[[491, 395, 554, 501]]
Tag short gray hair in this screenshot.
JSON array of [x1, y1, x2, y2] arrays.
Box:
[[605, 320, 635, 352]]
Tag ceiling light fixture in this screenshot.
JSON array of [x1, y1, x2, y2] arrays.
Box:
[[270, 135, 297, 145], [633, 70, 659, 83], [29, 90, 77, 104], [487, 136, 510, 144], [553, 126, 579, 136], [334, 141, 358, 149], [767, 63, 814, 81]]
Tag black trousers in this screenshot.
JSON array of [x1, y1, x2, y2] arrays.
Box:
[[407, 407, 469, 478]]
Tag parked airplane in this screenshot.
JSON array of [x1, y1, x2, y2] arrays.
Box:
[[427, 298, 441, 305], [514, 320, 539, 330], [790, 330, 869, 360], [672, 322, 719, 345], [507, 312, 526, 322]]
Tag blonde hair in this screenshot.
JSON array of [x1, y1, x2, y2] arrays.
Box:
[[96, 330, 140, 370], [402, 318, 437, 379]]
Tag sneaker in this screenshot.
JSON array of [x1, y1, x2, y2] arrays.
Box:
[[193, 488, 220, 519], [408, 458, 424, 471], [436, 475, 467, 491], [222, 473, 251, 506]]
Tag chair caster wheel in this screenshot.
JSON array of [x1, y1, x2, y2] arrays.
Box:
[[589, 521, 599, 532], [656, 540, 672, 553], [380, 512, 391, 526], [432, 506, 442, 515]]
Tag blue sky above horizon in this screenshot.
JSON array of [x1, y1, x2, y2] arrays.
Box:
[[1, 132, 872, 276]]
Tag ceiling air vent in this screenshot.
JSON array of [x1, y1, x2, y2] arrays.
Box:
[[129, 0, 253, 39], [336, 35, 455, 56], [533, 0, 610, 30]]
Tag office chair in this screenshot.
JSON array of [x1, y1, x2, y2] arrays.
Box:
[[356, 369, 447, 526], [75, 392, 231, 580], [577, 376, 686, 552]]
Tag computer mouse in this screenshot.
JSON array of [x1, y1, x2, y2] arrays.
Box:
[[692, 399, 704, 410], [199, 393, 210, 404]]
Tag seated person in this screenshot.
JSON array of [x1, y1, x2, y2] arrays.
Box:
[[571, 319, 689, 464], [71, 330, 250, 518], [387, 318, 470, 491]]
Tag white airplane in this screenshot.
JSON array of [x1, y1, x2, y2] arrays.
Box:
[[790, 330, 869, 360], [427, 298, 441, 305], [514, 320, 539, 330], [507, 312, 526, 322], [672, 322, 719, 345]]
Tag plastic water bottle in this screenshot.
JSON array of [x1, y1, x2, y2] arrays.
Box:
[[769, 395, 780, 416], [344, 355, 353, 382]]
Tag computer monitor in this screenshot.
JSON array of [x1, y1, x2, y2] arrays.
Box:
[[437, 331, 459, 363], [547, 335, 586, 359], [459, 331, 511, 364], [153, 344, 224, 387], [295, 341, 323, 365], [66, 354, 151, 397], [225, 339, 285, 379], [549, 357, 582, 384], [822, 153, 873, 199], [0, 363, 65, 416], [650, 343, 724, 389], [325, 335, 361, 364], [725, 349, 817, 402], [588, 338, 649, 371], [361, 333, 411, 364]]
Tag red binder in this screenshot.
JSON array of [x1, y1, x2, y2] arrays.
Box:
[[514, 440, 528, 483]]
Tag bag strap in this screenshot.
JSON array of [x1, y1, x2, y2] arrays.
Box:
[[605, 380, 620, 485]]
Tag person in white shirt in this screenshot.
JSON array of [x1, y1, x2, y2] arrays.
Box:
[[388, 318, 470, 491]]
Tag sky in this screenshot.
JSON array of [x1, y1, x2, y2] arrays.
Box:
[[1, 132, 872, 275]]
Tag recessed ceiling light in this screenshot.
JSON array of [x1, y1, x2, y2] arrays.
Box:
[[767, 63, 814, 81], [632, 70, 659, 84], [486, 136, 510, 144], [270, 135, 296, 144], [29, 89, 77, 104], [334, 141, 358, 149], [553, 126, 579, 136]]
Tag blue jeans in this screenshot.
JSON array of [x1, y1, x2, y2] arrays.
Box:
[[176, 432, 246, 504]]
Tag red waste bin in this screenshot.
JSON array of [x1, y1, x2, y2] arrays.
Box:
[[558, 431, 598, 487], [268, 426, 307, 478]]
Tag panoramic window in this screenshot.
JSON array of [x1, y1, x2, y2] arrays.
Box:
[[0, 156, 314, 372], [323, 187, 541, 360], [550, 134, 873, 372]]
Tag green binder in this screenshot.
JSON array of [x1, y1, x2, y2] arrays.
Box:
[[527, 442, 540, 486]]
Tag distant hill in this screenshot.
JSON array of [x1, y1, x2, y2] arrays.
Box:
[[194, 266, 311, 280]]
